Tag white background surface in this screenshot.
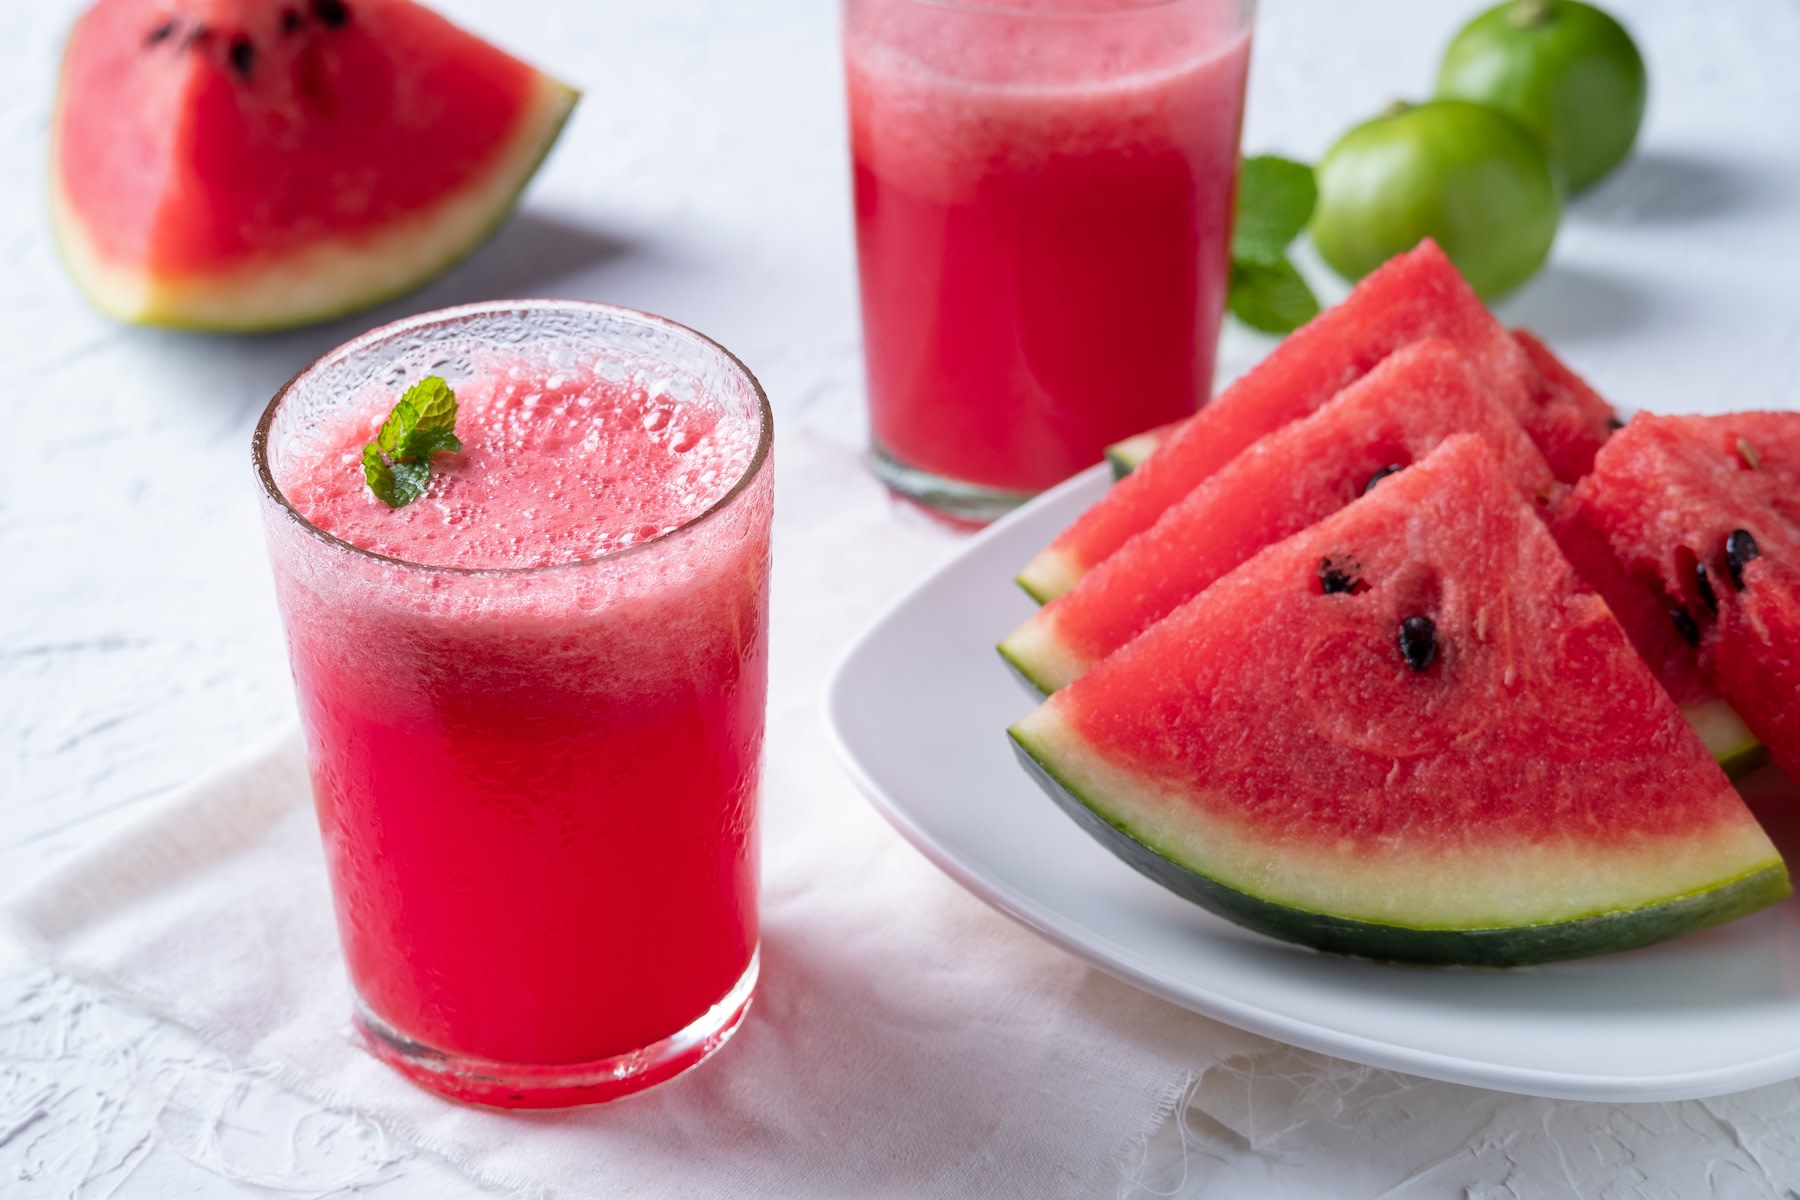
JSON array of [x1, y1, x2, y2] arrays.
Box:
[[4, 0, 1800, 1195]]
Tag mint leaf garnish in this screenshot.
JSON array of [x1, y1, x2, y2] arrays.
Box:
[[1229, 256, 1322, 334], [1227, 154, 1322, 335], [362, 375, 460, 509], [1232, 155, 1317, 264]]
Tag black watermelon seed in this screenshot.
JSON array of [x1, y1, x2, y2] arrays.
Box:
[[1695, 561, 1718, 614], [1726, 529, 1761, 590], [281, 8, 305, 33], [1671, 606, 1700, 646], [145, 19, 178, 46], [1607, 416, 1625, 432], [229, 37, 255, 78], [1398, 615, 1438, 672], [1319, 556, 1365, 595], [1363, 464, 1405, 494], [311, 0, 350, 28]]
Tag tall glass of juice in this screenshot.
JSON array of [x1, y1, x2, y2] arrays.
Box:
[[254, 301, 773, 1108], [845, 0, 1253, 521]]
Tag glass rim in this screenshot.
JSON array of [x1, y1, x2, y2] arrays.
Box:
[[866, 0, 1253, 20], [252, 298, 775, 580]]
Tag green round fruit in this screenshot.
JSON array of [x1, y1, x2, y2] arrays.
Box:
[[1437, 0, 1647, 193], [1311, 100, 1561, 300]]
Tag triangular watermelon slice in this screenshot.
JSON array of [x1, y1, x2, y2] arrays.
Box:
[[1011, 435, 1787, 966], [1551, 490, 1763, 773], [1100, 326, 1612, 482], [1001, 339, 1560, 693], [1016, 241, 1616, 602], [52, 0, 578, 330], [1573, 413, 1800, 782]]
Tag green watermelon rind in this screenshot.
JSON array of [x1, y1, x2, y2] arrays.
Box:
[[1009, 729, 1790, 967], [51, 67, 579, 334]]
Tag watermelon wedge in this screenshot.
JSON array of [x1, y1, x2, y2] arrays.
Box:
[[1016, 242, 1616, 603], [1511, 327, 1620, 477], [1102, 327, 1614, 482], [1000, 340, 1560, 693], [52, 0, 578, 331], [1551, 490, 1763, 773], [1011, 435, 1787, 966], [1574, 413, 1800, 781]]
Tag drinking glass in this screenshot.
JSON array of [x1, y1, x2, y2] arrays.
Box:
[[255, 301, 773, 1107], [846, 0, 1255, 521]]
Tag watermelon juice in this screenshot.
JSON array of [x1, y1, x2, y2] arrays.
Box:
[[254, 302, 773, 1107], [845, 0, 1252, 519]]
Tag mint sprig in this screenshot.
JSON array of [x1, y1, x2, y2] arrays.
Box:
[[1228, 155, 1321, 334], [1230, 256, 1321, 334], [362, 376, 461, 508]]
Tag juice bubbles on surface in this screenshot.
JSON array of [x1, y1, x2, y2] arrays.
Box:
[[255, 302, 773, 1107], [846, 0, 1252, 517]]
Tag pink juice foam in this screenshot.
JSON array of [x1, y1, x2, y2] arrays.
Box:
[[284, 369, 756, 569], [847, 0, 1251, 494], [267, 364, 771, 1081]]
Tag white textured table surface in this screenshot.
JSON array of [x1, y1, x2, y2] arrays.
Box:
[[5, 0, 1800, 1196]]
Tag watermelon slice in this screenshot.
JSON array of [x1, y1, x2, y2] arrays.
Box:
[[1016, 242, 1616, 603], [1011, 435, 1787, 965], [1551, 490, 1763, 773], [1000, 340, 1560, 693], [1102, 327, 1613, 482], [1574, 413, 1800, 781], [52, 0, 578, 331]]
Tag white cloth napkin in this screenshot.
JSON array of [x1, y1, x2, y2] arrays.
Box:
[[0, 432, 1272, 1199]]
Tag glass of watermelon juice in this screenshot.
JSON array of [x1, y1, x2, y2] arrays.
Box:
[[845, 0, 1254, 522], [254, 301, 773, 1108]]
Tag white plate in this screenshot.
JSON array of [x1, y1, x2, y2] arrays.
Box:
[[824, 464, 1800, 1102]]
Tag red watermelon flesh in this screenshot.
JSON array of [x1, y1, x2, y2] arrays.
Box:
[[1011, 435, 1786, 964], [1102, 327, 1614, 481], [1549, 489, 1760, 769], [52, 0, 577, 330], [1001, 339, 1561, 692], [1511, 327, 1616, 481], [1574, 413, 1800, 780], [1017, 241, 1615, 602]]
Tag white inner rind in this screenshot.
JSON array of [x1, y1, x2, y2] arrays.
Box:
[[1105, 429, 1163, 474], [998, 608, 1085, 693], [1015, 545, 1083, 605], [1014, 703, 1785, 930], [51, 74, 577, 332], [1683, 695, 1761, 765]]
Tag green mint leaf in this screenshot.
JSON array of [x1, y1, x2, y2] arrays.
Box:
[[362, 375, 460, 508], [401, 376, 458, 438], [1229, 255, 1321, 334], [375, 401, 413, 457], [385, 459, 433, 507], [362, 442, 401, 508], [1232, 155, 1317, 264], [398, 427, 462, 460]]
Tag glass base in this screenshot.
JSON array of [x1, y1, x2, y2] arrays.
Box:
[[355, 948, 759, 1110], [869, 441, 1039, 526]]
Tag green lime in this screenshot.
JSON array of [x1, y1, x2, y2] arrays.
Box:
[[1437, 0, 1647, 192], [1311, 99, 1561, 300]]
